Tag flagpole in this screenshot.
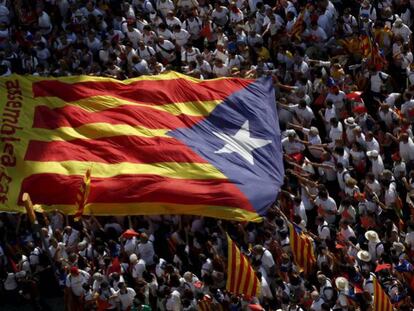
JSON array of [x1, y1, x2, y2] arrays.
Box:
[[22, 193, 60, 287]]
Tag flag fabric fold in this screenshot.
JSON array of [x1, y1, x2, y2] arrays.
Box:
[[226, 234, 261, 297], [373, 276, 393, 311], [287, 221, 316, 275], [74, 168, 91, 221]]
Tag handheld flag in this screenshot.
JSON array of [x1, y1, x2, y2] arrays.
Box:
[[289, 11, 304, 41], [74, 169, 91, 221], [226, 234, 261, 297], [0, 73, 283, 221], [288, 221, 316, 275], [373, 276, 393, 311]]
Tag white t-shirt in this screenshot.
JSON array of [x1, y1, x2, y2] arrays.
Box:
[[126, 28, 143, 48], [117, 288, 137, 310], [66, 271, 90, 297], [138, 242, 155, 265], [329, 123, 343, 142], [166, 289, 181, 311], [282, 137, 305, 155], [124, 237, 138, 255], [131, 259, 146, 279], [171, 29, 190, 47], [213, 64, 229, 77], [370, 71, 389, 93], [315, 197, 337, 224], [399, 138, 414, 161], [212, 7, 229, 26], [370, 156, 385, 178]]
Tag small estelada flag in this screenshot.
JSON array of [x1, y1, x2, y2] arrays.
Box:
[[226, 234, 260, 298]]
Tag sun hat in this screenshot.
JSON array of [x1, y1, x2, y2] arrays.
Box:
[[357, 250, 372, 262], [335, 277, 349, 291], [344, 117, 357, 127], [365, 230, 380, 243]]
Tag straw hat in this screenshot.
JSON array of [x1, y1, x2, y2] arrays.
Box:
[[357, 250, 372, 263], [365, 230, 380, 243], [344, 117, 357, 127], [335, 277, 349, 291], [392, 242, 405, 252]]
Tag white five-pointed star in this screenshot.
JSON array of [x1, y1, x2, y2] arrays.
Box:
[[213, 121, 272, 165]]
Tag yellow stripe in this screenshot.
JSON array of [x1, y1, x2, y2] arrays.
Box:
[[41, 96, 222, 117], [237, 256, 248, 294], [24, 161, 226, 180], [28, 203, 262, 222], [246, 270, 255, 297], [302, 235, 309, 274], [233, 243, 242, 292], [12, 70, 246, 84], [226, 236, 234, 290], [31, 123, 170, 142]]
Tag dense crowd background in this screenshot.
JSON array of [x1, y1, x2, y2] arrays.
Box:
[[2, 0, 414, 310]]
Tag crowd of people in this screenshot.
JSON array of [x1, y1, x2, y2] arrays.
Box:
[[2, 0, 414, 310]]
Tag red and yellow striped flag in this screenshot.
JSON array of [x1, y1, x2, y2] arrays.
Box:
[[226, 234, 260, 297], [0, 73, 284, 221], [74, 168, 91, 221], [288, 221, 316, 275], [289, 11, 305, 41], [373, 276, 393, 311]]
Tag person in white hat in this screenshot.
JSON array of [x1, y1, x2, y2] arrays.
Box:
[[335, 277, 350, 310], [357, 250, 372, 272], [288, 123, 324, 159], [365, 230, 384, 262], [282, 129, 306, 156], [344, 117, 357, 144], [366, 149, 384, 179], [392, 242, 406, 260]]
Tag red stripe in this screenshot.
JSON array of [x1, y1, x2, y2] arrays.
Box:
[[305, 238, 312, 274], [292, 228, 300, 266], [24, 136, 208, 164], [20, 174, 254, 211], [229, 241, 237, 292], [236, 253, 246, 294], [32, 105, 204, 130], [251, 272, 259, 297], [242, 263, 253, 296], [32, 78, 252, 105]]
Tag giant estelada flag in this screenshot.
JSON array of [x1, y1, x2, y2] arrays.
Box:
[[0, 72, 283, 221]]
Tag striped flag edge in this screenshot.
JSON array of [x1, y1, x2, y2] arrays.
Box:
[[288, 221, 316, 275], [226, 234, 260, 297], [373, 276, 393, 311]]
